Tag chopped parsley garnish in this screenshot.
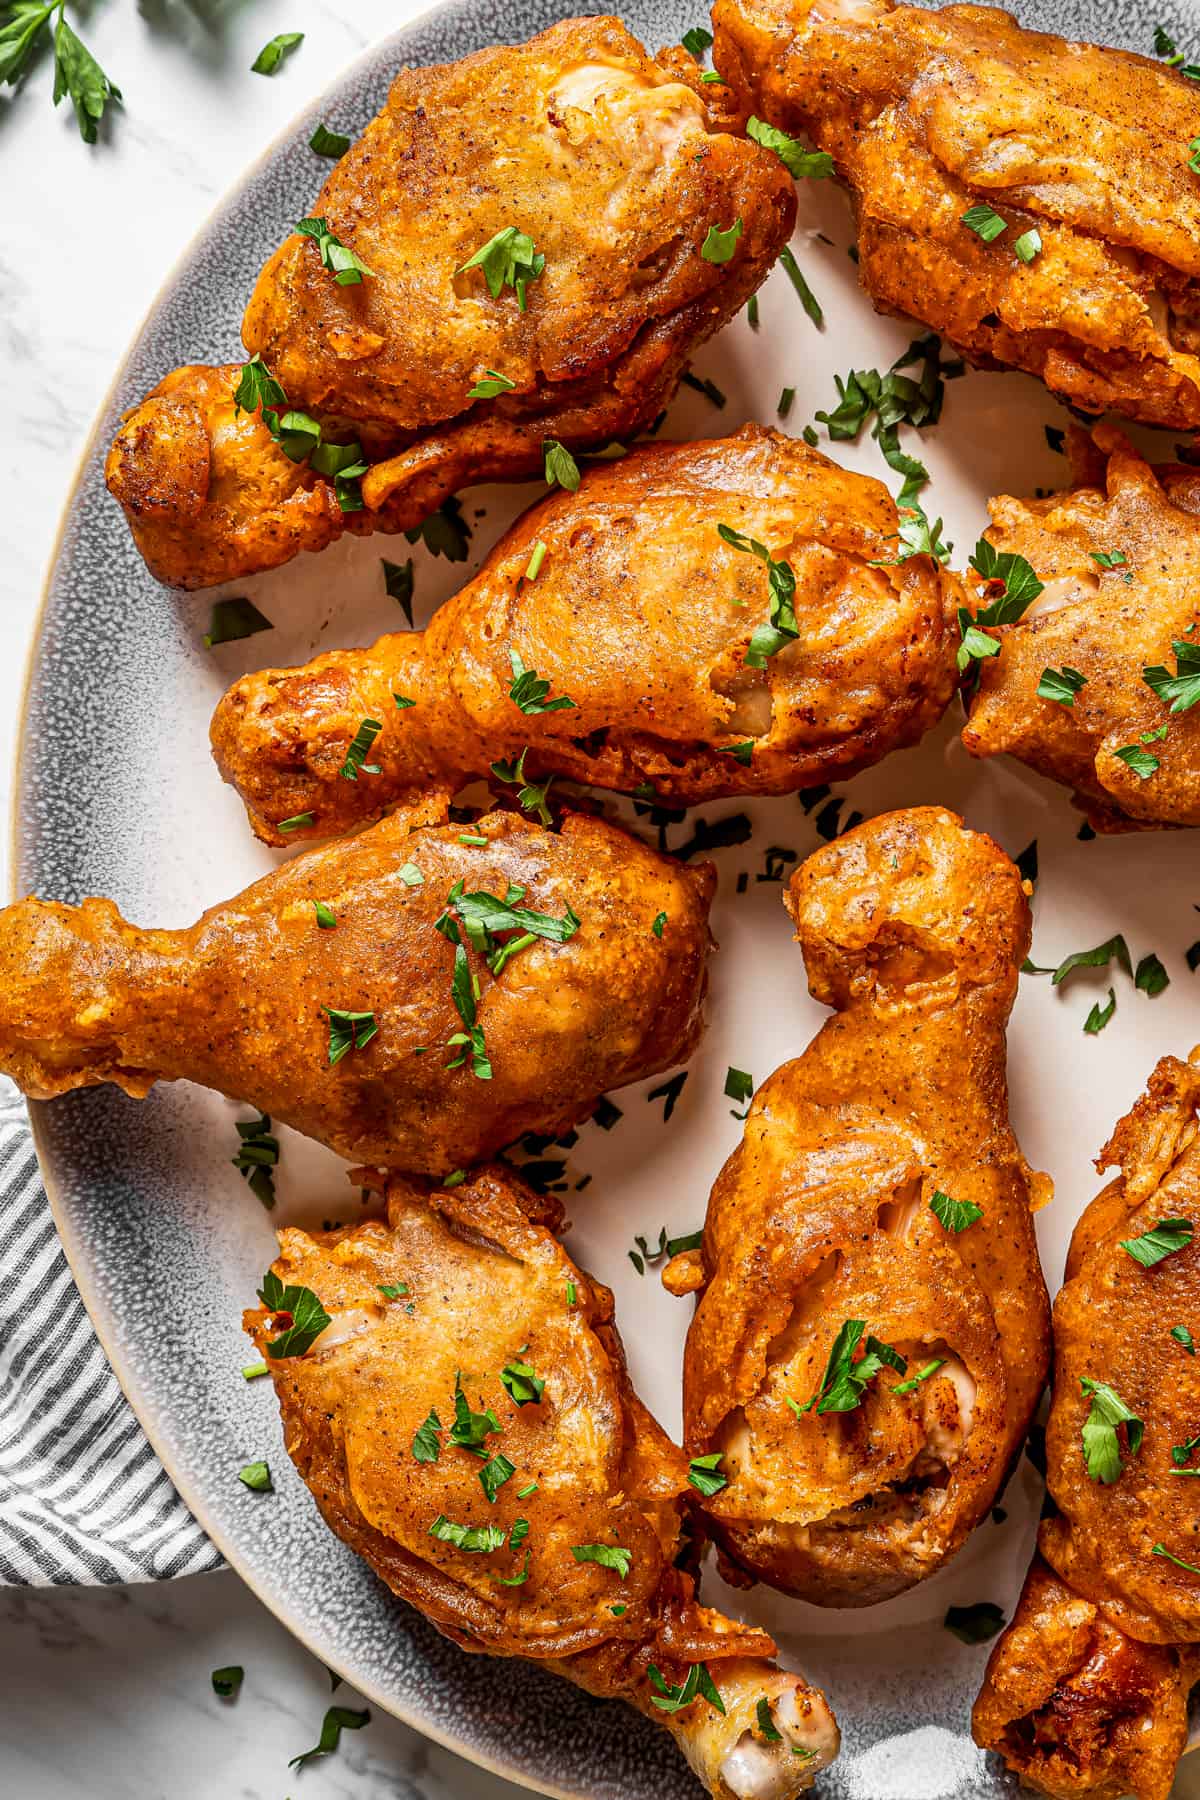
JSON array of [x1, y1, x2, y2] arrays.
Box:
[[802, 1319, 906, 1414], [681, 25, 713, 53], [440, 880, 580, 969], [572, 1543, 632, 1578], [233, 1112, 279, 1211], [1115, 745, 1160, 780], [1050, 934, 1132, 988], [398, 862, 424, 887], [232, 354, 287, 416], [444, 1170, 467, 1188], [446, 943, 491, 1079], [725, 1067, 754, 1118], [500, 1359, 545, 1406], [1013, 228, 1043, 263], [258, 1269, 332, 1359], [295, 216, 373, 286], [680, 370, 727, 408], [777, 245, 822, 326], [747, 293, 759, 328], [449, 1377, 501, 1455], [1173, 1325, 1197, 1353], [930, 1190, 983, 1232], [238, 1460, 272, 1492], [1154, 23, 1200, 73], [884, 510, 951, 567], [959, 539, 1045, 669], [479, 1453, 516, 1503], [458, 226, 544, 311], [1152, 1542, 1200, 1574], [1172, 1431, 1200, 1466], [648, 1662, 726, 1716], [566, 1279, 577, 1306], [229, 355, 365, 509], [1144, 639, 1200, 713], [746, 116, 834, 179], [288, 1705, 370, 1770], [652, 911, 667, 938], [516, 1480, 538, 1498], [428, 1514, 506, 1553], [494, 1550, 532, 1586], [719, 740, 754, 765], [648, 1070, 688, 1121], [412, 1408, 442, 1462], [1136, 953, 1170, 997], [508, 650, 576, 715], [1080, 1376, 1143, 1482], [211, 1666, 244, 1697], [944, 1602, 1005, 1644], [701, 219, 743, 263], [241, 1361, 268, 1380], [203, 598, 272, 649], [717, 522, 798, 666], [309, 121, 351, 158], [1085, 988, 1117, 1035], [814, 335, 954, 510], [1016, 840, 1038, 887], [1037, 665, 1087, 707], [468, 368, 516, 399], [961, 203, 1007, 243], [1091, 549, 1132, 578], [524, 540, 547, 582], [543, 439, 580, 491], [252, 31, 303, 74], [688, 1452, 728, 1497], [312, 901, 337, 929], [755, 1697, 782, 1742], [491, 748, 553, 825], [383, 557, 415, 623], [378, 1282, 408, 1299], [405, 498, 471, 561], [323, 1006, 378, 1065], [894, 1358, 946, 1396], [1121, 1218, 1193, 1267], [778, 387, 795, 418], [630, 1228, 668, 1275], [592, 1095, 623, 1130]]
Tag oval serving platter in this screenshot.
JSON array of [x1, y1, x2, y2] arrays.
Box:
[[15, 0, 1200, 1794]]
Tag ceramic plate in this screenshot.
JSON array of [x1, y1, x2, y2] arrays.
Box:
[[17, 0, 1200, 1794]]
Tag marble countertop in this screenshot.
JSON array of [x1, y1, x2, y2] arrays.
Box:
[[0, 4, 527, 1794]]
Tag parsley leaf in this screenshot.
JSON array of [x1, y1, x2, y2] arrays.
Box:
[[309, 122, 351, 158], [51, 10, 120, 143], [524, 540, 547, 581], [702, 218, 743, 263], [930, 1190, 983, 1232], [724, 1067, 754, 1118], [894, 1357, 947, 1395], [1013, 228, 1043, 263], [448, 1377, 500, 1455], [445, 943, 491, 1079], [1084, 987, 1117, 1034], [1174, 1325, 1198, 1353], [969, 539, 1044, 618], [428, 1514, 506, 1553], [648, 1070, 688, 1121], [1144, 639, 1200, 714], [1080, 1376, 1143, 1482], [288, 1705, 370, 1770], [323, 1006, 378, 1065], [203, 598, 273, 649], [251, 32, 304, 76], [295, 215, 373, 286], [1116, 745, 1161, 779], [961, 203, 1007, 242], [491, 748, 553, 825], [382, 557, 415, 623], [1121, 1218, 1193, 1267], [755, 1697, 783, 1741], [652, 911, 667, 939], [1050, 934, 1132, 988], [238, 1460, 272, 1492], [682, 25, 713, 52], [479, 1452, 516, 1503], [1136, 952, 1170, 997], [405, 498, 471, 561], [717, 522, 798, 667], [211, 1666, 244, 1697], [572, 1542, 632, 1578], [0, 4, 55, 88], [508, 650, 576, 714], [412, 1408, 442, 1462], [777, 245, 822, 326], [257, 1269, 332, 1360], [233, 1112, 279, 1211], [1154, 1540, 1200, 1573], [746, 115, 834, 179], [944, 1602, 1005, 1644], [648, 1662, 726, 1716], [340, 716, 383, 782], [803, 1319, 906, 1414], [277, 812, 314, 833], [458, 227, 544, 311], [468, 368, 516, 399], [500, 1359, 545, 1406], [687, 1452, 728, 1497], [1037, 665, 1087, 707], [543, 439, 580, 491]]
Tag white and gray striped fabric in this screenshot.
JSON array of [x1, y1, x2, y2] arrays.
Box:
[[0, 1078, 221, 1584]]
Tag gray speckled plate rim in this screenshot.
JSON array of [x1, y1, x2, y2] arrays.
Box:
[[9, 4, 607, 1793]]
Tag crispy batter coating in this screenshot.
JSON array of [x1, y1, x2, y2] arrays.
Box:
[[962, 425, 1200, 830], [0, 798, 712, 1172], [712, 0, 1200, 428], [973, 1051, 1200, 1798], [210, 425, 962, 845], [664, 807, 1051, 1605], [245, 1165, 840, 1798], [105, 17, 796, 589]]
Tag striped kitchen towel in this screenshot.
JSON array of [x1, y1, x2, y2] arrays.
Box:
[[0, 1078, 221, 1584]]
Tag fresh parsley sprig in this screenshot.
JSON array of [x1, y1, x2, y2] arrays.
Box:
[[459, 226, 544, 311], [295, 216, 373, 286], [717, 523, 798, 667], [1, 1, 121, 143]]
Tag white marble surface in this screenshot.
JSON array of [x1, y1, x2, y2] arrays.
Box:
[[0, 5, 527, 1795]]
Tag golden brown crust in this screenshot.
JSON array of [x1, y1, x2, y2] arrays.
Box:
[[245, 1164, 840, 1796], [0, 801, 713, 1171], [962, 425, 1200, 830], [209, 425, 962, 845], [672, 807, 1051, 1605], [713, 0, 1200, 429], [106, 18, 796, 590]]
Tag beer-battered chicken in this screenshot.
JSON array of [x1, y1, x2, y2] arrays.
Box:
[[962, 425, 1200, 831], [0, 797, 713, 1173], [245, 1164, 840, 1798], [974, 1051, 1200, 1800], [210, 426, 962, 845], [105, 18, 796, 590], [712, 0, 1200, 429], [664, 807, 1051, 1606]]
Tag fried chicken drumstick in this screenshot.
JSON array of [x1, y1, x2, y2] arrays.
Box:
[[713, 0, 1200, 429], [0, 798, 712, 1172], [664, 807, 1051, 1605], [211, 425, 962, 845], [246, 1164, 840, 1798], [974, 1051, 1200, 1800], [105, 17, 796, 590], [962, 425, 1200, 831]]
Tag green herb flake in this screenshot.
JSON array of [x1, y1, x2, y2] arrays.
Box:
[[1136, 952, 1170, 997], [524, 540, 547, 582], [258, 1268, 332, 1360], [233, 1112, 279, 1211], [745, 116, 834, 179], [1051, 934, 1132, 988], [681, 25, 713, 53], [458, 226, 544, 311], [755, 1696, 783, 1742], [1013, 228, 1043, 263], [1037, 665, 1088, 707], [479, 1452, 517, 1503], [288, 1705, 370, 1770], [572, 1542, 632, 1578], [468, 368, 516, 399], [929, 1190, 984, 1233], [719, 740, 754, 765], [323, 1006, 378, 1065], [778, 387, 795, 418], [398, 863, 424, 887], [803, 1319, 906, 1415], [508, 650, 576, 715], [777, 244, 822, 326], [309, 122, 351, 159], [724, 1067, 754, 1114], [237, 1460, 272, 1492], [944, 1602, 1005, 1644], [378, 1282, 409, 1300], [428, 1514, 507, 1553], [340, 716, 383, 782], [204, 598, 273, 650], [251, 31, 303, 75], [543, 439, 580, 491], [1080, 1376, 1143, 1482], [648, 1662, 726, 1716], [241, 1361, 268, 1381], [1084, 987, 1117, 1035], [893, 1357, 947, 1396], [501, 1359, 545, 1406], [411, 1408, 442, 1463], [717, 521, 799, 667], [1143, 639, 1200, 714], [961, 203, 1007, 243], [746, 293, 759, 328], [1152, 1542, 1200, 1574], [702, 218, 743, 264], [382, 557, 415, 623], [312, 901, 337, 929], [652, 911, 667, 939], [211, 1665, 244, 1698], [1173, 1324, 1197, 1353], [1121, 1218, 1193, 1267], [687, 1452, 728, 1497], [404, 498, 471, 562]]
